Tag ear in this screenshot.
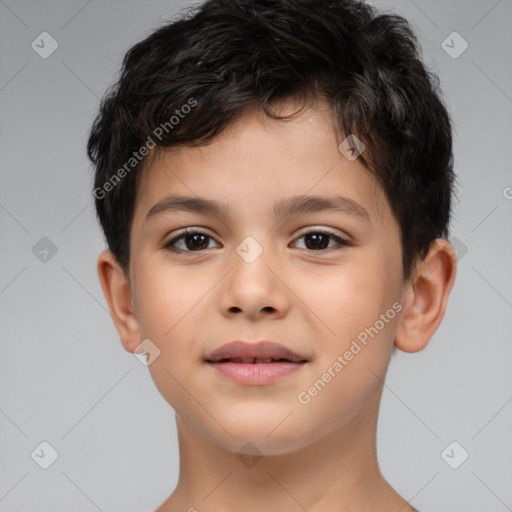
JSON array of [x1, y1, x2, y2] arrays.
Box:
[[395, 238, 457, 353], [97, 249, 141, 353]]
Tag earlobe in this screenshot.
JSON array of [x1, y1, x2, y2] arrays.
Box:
[[394, 239, 457, 353], [96, 249, 141, 352]]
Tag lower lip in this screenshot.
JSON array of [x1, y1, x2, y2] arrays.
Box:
[[207, 361, 305, 385]]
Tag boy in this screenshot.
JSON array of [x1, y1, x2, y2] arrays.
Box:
[[87, 0, 457, 510]]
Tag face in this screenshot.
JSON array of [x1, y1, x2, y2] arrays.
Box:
[[127, 99, 407, 456]]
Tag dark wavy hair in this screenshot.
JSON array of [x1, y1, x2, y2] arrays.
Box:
[[87, 0, 456, 281]]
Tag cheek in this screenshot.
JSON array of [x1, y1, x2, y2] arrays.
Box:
[[296, 317, 397, 438], [301, 252, 398, 341], [295, 251, 399, 412], [131, 262, 202, 399], [132, 256, 207, 337]]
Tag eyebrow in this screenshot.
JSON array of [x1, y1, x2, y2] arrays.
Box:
[[144, 194, 371, 223]]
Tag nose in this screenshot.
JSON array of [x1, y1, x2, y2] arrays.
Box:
[[218, 238, 290, 321]]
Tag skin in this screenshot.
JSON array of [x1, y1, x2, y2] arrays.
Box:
[[97, 98, 456, 512]]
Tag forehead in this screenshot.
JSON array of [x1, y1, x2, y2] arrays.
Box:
[[133, 100, 392, 230]]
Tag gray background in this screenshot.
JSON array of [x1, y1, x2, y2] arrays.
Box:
[[1, 0, 511, 511]]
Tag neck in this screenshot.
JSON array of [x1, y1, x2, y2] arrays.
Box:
[[156, 389, 414, 512]]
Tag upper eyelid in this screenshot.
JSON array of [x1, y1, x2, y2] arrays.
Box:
[[300, 227, 347, 237], [167, 226, 345, 239], [167, 227, 217, 241]]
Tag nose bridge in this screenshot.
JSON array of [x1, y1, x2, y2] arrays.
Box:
[[233, 233, 276, 293], [235, 235, 267, 267], [219, 233, 289, 317]]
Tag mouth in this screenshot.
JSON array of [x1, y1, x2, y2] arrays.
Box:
[[207, 357, 305, 364], [205, 341, 308, 385]]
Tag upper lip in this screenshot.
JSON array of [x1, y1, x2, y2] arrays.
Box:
[[205, 341, 308, 363]]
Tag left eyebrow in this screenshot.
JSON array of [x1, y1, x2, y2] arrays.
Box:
[[144, 194, 371, 223], [273, 194, 371, 223]]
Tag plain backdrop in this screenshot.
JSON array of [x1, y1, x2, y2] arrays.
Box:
[[1, 1, 511, 511]]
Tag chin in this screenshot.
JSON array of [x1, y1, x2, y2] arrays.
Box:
[[207, 419, 317, 457], [222, 435, 308, 458]]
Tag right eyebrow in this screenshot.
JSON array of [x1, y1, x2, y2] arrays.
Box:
[[145, 195, 233, 223]]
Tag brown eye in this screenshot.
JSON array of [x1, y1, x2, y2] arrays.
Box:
[[292, 229, 351, 251], [164, 229, 219, 252]]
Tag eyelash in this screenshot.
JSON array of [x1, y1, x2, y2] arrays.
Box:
[[163, 227, 353, 253]]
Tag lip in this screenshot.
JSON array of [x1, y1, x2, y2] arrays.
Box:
[[205, 341, 308, 385]]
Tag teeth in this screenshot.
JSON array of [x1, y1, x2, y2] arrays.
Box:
[[240, 357, 255, 363], [255, 358, 273, 363]]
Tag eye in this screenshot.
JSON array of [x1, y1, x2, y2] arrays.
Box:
[[163, 228, 220, 252], [163, 227, 352, 253], [291, 228, 352, 251]]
